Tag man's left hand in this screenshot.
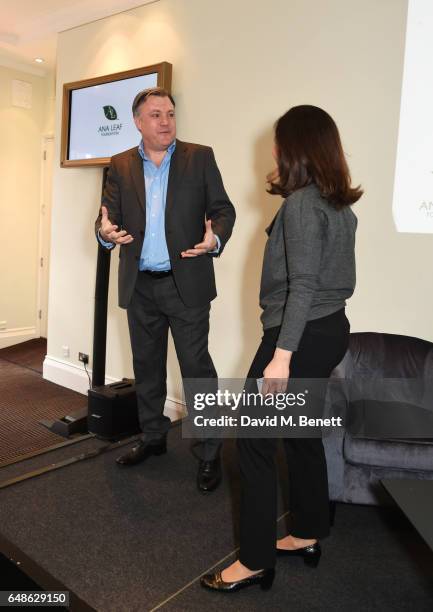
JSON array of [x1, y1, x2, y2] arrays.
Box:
[[181, 220, 217, 257]]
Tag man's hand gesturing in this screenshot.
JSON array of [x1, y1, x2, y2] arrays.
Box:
[[181, 219, 217, 257], [100, 206, 134, 245]]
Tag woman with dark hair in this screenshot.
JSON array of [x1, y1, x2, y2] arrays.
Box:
[[201, 105, 362, 592]]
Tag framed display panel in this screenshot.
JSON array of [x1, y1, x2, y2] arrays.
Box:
[[60, 62, 172, 168]]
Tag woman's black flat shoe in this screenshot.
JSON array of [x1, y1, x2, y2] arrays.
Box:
[[276, 542, 321, 567], [200, 568, 275, 592]]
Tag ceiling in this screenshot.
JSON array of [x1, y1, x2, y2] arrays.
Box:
[[0, 0, 158, 76]]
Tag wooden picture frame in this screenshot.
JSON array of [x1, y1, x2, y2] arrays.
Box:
[[60, 62, 172, 168]]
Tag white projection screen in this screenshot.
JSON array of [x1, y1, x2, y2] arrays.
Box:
[[392, 0, 433, 233], [60, 63, 172, 168]]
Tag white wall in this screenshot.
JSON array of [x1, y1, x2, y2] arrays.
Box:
[[0, 66, 55, 348], [47, 0, 428, 402]]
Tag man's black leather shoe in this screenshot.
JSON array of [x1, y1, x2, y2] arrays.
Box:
[[116, 438, 167, 466], [197, 457, 221, 492]]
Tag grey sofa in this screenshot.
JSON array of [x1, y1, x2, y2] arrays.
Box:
[[323, 332, 433, 505]]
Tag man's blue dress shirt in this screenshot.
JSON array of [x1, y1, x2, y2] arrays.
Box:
[[138, 139, 175, 271], [98, 140, 220, 263]]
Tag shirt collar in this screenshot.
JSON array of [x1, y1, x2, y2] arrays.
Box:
[[138, 139, 176, 161]]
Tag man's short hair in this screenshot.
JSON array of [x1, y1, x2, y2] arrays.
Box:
[[132, 87, 175, 116]]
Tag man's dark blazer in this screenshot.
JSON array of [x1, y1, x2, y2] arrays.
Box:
[[95, 139, 236, 309]]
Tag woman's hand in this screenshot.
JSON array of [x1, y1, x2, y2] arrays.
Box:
[[262, 348, 292, 395]]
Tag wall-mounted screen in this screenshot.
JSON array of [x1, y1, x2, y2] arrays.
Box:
[[60, 62, 172, 168]]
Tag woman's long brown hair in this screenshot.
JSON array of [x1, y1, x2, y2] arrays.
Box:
[[267, 105, 363, 208]]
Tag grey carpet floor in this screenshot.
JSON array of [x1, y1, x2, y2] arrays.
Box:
[[0, 427, 432, 611]]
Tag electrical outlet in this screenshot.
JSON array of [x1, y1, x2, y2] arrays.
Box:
[[78, 352, 89, 365], [0, 321, 6, 330], [62, 345, 70, 358]]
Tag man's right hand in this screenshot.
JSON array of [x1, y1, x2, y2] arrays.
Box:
[[100, 206, 134, 244]]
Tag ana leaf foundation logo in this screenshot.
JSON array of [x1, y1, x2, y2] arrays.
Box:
[[98, 106, 122, 136], [103, 105, 118, 120]]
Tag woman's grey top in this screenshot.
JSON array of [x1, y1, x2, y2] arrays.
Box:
[[260, 183, 357, 351]]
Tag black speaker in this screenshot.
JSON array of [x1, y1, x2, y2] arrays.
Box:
[[87, 378, 140, 440]]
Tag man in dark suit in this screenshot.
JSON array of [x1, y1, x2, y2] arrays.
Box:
[[95, 87, 235, 492]]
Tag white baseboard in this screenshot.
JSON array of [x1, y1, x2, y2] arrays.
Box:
[[0, 327, 38, 350], [43, 355, 186, 422], [164, 397, 187, 422], [43, 355, 106, 394]]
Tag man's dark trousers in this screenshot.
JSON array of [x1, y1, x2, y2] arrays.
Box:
[[127, 270, 220, 461]]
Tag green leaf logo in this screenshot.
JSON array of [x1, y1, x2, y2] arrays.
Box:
[[103, 105, 118, 120]]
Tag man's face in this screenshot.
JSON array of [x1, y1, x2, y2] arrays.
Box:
[[133, 95, 176, 152]]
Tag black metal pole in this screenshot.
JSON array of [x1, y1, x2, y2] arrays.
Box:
[[92, 167, 111, 388]]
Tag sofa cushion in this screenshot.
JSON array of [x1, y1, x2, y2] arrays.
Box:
[[343, 436, 433, 472], [338, 332, 433, 379], [344, 399, 433, 439]]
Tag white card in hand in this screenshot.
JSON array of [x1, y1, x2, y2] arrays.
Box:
[[256, 377, 264, 394]]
